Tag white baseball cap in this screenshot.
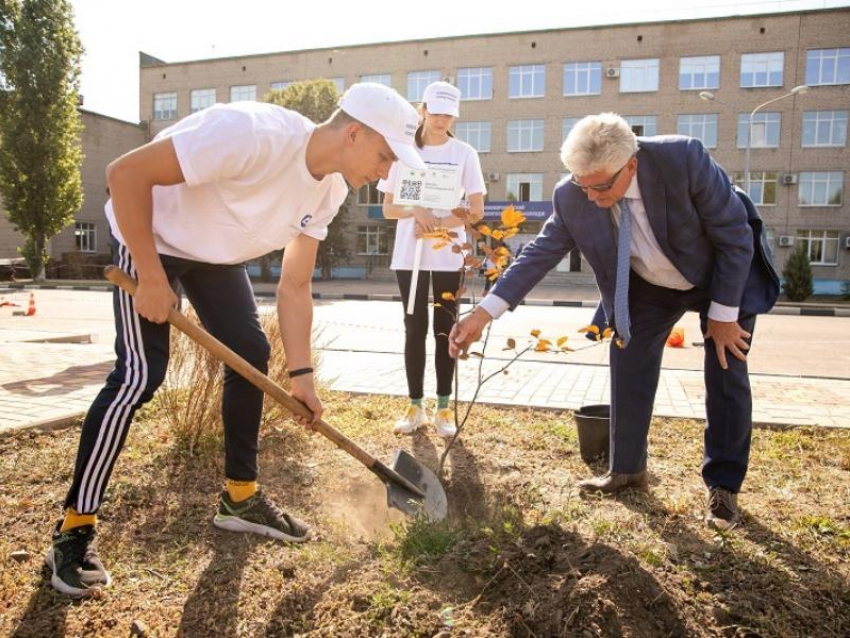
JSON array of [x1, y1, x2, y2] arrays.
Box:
[[422, 81, 460, 118], [339, 83, 426, 170]]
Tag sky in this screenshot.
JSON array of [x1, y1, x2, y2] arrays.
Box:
[[69, 0, 847, 123]]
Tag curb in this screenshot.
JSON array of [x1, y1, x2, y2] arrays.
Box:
[[3, 284, 848, 316], [0, 412, 83, 439]]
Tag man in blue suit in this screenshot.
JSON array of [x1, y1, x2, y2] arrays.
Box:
[[450, 113, 779, 530]]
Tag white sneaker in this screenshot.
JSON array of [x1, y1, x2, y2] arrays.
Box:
[[434, 408, 457, 438], [393, 405, 429, 434]]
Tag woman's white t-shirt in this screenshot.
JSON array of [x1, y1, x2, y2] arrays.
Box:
[[105, 102, 349, 265], [377, 137, 486, 272]]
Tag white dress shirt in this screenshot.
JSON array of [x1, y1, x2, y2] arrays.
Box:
[[479, 175, 739, 322]]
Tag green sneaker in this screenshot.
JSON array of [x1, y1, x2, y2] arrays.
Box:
[[45, 521, 112, 597], [213, 490, 311, 542]]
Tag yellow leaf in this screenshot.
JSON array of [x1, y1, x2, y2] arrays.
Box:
[[502, 228, 519, 239], [478, 225, 492, 237], [491, 229, 505, 240], [501, 205, 527, 229], [556, 336, 569, 347], [432, 241, 449, 250], [530, 329, 541, 337], [441, 292, 456, 301], [578, 325, 600, 335], [534, 340, 551, 352], [602, 327, 614, 339]]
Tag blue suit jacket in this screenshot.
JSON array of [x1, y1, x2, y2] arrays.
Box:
[[491, 136, 780, 324]]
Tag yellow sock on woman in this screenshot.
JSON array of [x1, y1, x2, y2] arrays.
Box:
[[226, 479, 258, 503], [60, 508, 97, 532]]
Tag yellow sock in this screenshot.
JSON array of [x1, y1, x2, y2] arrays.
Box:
[[226, 479, 258, 503], [60, 508, 97, 532]]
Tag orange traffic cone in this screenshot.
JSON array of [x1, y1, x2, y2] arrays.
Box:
[[25, 292, 36, 316], [666, 325, 685, 348]]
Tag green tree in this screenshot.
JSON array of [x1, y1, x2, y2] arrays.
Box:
[[264, 79, 350, 281], [782, 243, 814, 302], [0, 0, 83, 280]]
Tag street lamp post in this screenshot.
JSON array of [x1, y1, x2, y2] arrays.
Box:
[[700, 85, 809, 195]]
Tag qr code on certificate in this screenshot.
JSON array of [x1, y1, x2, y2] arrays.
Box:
[[400, 179, 422, 201]]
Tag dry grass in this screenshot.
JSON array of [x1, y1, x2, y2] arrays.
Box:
[[2, 394, 849, 637], [153, 310, 295, 454]]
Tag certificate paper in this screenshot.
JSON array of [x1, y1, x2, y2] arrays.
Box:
[[393, 164, 462, 210]]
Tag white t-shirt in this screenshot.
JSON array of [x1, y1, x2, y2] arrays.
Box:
[[377, 137, 486, 272], [105, 102, 349, 265]]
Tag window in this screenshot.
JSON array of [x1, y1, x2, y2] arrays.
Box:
[[796, 230, 840, 265], [506, 173, 544, 201], [153, 92, 177, 120], [619, 59, 659, 93], [357, 183, 382, 206], [563, 62, 601, 96], [455, 121, 492, 152], [230, 85, 257, 102], [799, 171, 844, 206], [457, 67, 492, 100], [361, 74, 392, 87], [805, 48, 850, 86], [357, 225, 391, 255], [407, 70, 440, 101], [737, 112, 781, 148], [623, 115, 657, 137], [740, 52, 784, 87], [509, 65, 545, 98], [190, 88, 215, 113], [330, 78, 345, 93], [74, 222, 96, 253], [507, 119, 544, 152], [271, 81, 293, 91], [802, 110, 848, 147], [731, 171, 778, 205], [677, 114, 718, 148], [679, 55, 720, 90], [562, 117, 581, 142]]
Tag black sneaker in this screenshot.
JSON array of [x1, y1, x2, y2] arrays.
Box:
[[45, 521, 112, 597], [706, 487, 742, 531], [213, 490, 311, 542]]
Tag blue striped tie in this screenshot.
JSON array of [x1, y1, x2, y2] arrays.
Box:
[[614, 198, 632, 347]]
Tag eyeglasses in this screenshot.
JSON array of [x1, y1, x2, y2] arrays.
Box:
[[570, 161, 630, 193]]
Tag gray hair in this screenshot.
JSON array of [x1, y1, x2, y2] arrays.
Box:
[[560, 113, 638, 176]]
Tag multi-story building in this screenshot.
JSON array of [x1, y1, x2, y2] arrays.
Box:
[[0, 110, 146, 275], [3, 8, 848, 290]]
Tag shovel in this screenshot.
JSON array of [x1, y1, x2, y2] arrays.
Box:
[[104, 266, 447, 521]]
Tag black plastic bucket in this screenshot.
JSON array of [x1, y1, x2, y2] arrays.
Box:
[[574, 404, 610, 463]]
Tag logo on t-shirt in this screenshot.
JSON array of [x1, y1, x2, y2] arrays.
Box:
[[300, 214, 313, 228]]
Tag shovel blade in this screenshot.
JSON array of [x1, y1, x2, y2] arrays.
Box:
[[387, 449, 448, 521]]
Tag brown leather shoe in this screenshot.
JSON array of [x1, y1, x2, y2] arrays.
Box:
[[577, 471, 648, 494], [705, 487, 741, 531]]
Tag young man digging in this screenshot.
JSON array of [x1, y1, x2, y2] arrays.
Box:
[[46, 83, 424, 597]]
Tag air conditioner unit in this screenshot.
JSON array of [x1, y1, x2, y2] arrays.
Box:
[[606, 67, 620, 78], [487, 172, 500, 182], [844, 236, 850, 249], [782, 173, 798, 185], [778, 235, 795, 247]]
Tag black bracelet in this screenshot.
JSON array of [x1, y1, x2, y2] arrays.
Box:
[[288, 367, 314, 378]]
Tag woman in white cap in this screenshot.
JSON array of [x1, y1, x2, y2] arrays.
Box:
[[378, 81, 486, 437]]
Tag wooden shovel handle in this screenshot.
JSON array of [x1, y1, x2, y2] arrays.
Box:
[[103, 265, 382, 468]]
